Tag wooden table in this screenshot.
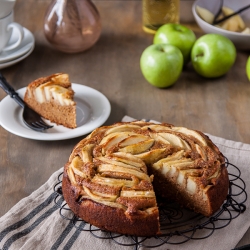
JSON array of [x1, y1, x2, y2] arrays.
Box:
[[0, 0, 249, 247]]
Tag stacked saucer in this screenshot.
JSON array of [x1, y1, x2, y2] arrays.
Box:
[[0, 26, 35, 69]]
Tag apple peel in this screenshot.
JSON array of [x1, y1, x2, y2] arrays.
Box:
[[246, 56, 250, 81]]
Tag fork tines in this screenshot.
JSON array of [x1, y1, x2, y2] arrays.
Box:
[[24, 120, 53, 132]]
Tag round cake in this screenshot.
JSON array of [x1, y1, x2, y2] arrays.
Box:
[[62, 121, 229, 237]]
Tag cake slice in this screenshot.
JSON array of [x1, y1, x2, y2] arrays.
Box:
[[24, 73, 77, 129]]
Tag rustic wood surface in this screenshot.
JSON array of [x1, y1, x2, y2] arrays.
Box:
[[0, 0, 249, 247]]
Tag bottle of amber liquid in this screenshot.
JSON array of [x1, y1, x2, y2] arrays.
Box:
[[142, 0, 180, 34]]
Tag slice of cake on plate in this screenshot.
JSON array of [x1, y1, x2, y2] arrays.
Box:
[[24, 73, 77, 129]]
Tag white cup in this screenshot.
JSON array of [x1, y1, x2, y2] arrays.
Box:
[[0, 0, 16, 19], [0, 11, 24, 53]]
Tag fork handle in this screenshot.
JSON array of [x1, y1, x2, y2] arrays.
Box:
[[0, 73, 25, 109]]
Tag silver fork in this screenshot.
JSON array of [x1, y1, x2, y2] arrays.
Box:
[[0, 73, 53, 132]]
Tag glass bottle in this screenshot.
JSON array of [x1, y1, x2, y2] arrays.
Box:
[[44, 0, 101, 53], [142, 0, 180, 34]]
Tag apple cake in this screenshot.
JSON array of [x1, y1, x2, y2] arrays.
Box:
[[62, 121, 229, 236], [24, 73, 76, 128]]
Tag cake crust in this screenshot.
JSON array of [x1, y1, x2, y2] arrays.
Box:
[[62, 173, 160, 236]]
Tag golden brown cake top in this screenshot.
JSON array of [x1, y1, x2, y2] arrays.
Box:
[[26, 73, 75, 106], [65, 121, 225, 217]]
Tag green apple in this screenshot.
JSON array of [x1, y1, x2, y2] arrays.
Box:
[[246, 56, 250, 81], [140, 44, 183, 88], [153, 23, 196, 64], [191, 34, 236, 78]]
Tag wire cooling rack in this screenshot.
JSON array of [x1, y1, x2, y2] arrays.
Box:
[[53, 157, 247, 249]]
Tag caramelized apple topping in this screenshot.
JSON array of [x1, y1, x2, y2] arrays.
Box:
[[31, 73, 75, 105], [66, 121, 225, 216]]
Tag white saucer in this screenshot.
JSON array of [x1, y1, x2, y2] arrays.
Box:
[[0, 27, 35, 63], [0, 27, 35, 68], [0, 83, 111, 141], [0, 43, 34, 69]]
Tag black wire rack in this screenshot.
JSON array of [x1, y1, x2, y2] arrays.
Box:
[[53, 157, 247, 249]]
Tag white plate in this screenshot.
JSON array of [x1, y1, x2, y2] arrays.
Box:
[[0, 83, 111, 140], [0, 27, 35, 63], [0, 44, 34, 69]]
